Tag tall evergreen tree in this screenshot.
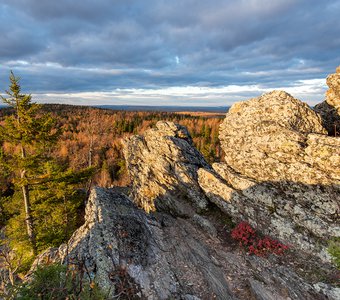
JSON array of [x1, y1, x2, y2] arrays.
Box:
[[0, 72, 60, 255]]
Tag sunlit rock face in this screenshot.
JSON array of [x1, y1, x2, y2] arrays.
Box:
[[199, 90, 340, 262], [122, 121, 210, 216], [121, 95, 339, 263], [315, 66, 340, 136], [218, 90, 339, 184]]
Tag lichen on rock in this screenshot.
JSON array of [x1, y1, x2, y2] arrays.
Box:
[[218, 90, 336, 184]]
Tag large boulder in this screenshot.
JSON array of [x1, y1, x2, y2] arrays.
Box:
[[198, 90, 340, 262], [218, 90, 339, 184], [122, 121, 210, 216], [315, 66, 340, 135]]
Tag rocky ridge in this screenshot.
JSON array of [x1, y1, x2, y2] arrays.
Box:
[[32, 69, 340, 299]]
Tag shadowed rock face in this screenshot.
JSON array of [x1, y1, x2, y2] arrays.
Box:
[[34, 188, 338, 300], [315, 66, 340, 136], [198, 165, 340, 262], [35, 188, 236, 299]]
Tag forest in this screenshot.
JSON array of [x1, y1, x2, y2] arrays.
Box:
[[21, 103, 224, 187], [0, 73, 224, 297]]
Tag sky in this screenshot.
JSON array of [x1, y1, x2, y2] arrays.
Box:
[[0, 0, 339, 106]]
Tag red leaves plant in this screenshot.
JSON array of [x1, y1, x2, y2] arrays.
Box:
[[231, 221, 289, 256]]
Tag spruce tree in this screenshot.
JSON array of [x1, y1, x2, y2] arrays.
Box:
[[0, 72, 60, 255]]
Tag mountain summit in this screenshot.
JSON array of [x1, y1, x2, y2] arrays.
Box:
[[32, 68, 340, 299]]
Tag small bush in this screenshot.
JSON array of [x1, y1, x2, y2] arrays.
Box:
[[231, 221, 289, 257], [15, 263, 106, 300], [328, 238, 340, 269], [18, 264, 68, 299], [231, 221, 256, 246]]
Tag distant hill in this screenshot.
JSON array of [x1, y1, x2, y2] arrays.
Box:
[[0, 103, 229, 113], [95, 105, 229, 113]]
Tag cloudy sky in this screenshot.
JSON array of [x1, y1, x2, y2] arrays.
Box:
[[0, 0, 339, 106]]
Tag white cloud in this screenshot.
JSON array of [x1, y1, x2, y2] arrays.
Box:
[[32, 79, 327, 106], [1, 0, 337, 107], [276, 78, 327, 105]]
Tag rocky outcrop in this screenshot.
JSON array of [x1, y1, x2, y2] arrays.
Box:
[[217, 90, 338, 184], [33, 187, 338, 299], [122, 121, 210, 216], [198, 91, 340, 262], [32, 81, 340, 298], [315, 66, 340, 135], [33, 188, 235, 299]]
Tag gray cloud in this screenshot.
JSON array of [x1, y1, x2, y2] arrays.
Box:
[[0, 0, 339, 105]]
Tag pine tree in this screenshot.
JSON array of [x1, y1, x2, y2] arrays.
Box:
[[0, 72, 60, 255]]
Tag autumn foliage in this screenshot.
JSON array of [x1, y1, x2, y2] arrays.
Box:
[[29, 104, 224, 187], [231, 221, 289, 256]]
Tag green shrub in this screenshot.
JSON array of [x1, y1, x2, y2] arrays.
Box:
[[328, 238, 340, 269], [15, 263, 106, 300]]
